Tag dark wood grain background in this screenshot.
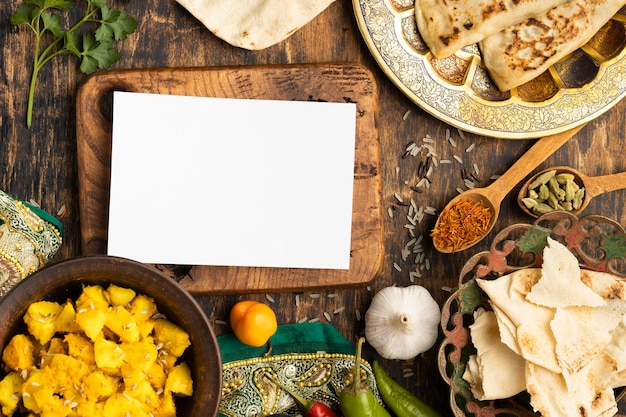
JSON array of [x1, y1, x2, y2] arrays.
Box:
[[1, 1, 625, 415]]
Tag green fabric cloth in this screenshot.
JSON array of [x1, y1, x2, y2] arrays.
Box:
[[217, 323, 381, 417], [0, 190, 63, 296], [218, 322, 356, 364]]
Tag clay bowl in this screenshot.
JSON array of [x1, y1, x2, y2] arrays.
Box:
[[0, 255, 222, 416]]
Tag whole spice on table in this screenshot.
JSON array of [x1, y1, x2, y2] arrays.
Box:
[[364, 285, 440, 360], [372, 360, 442, 417], [229, 300, 277, 347], [430, 198, 492, 251], [339, 337, 392, 417], [264, 374, 339, 417], [10, 0, 137, 128]]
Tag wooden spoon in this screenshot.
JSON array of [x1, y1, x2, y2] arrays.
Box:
[[518, 166, 626, 218], [432, 124, 585, 253]]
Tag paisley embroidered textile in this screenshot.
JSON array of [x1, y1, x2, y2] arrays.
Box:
[[0, 191, 62, 296], [218, 323, 382, 417]]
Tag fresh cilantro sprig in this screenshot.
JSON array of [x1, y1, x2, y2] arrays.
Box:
[[10, 0, 138, 127]]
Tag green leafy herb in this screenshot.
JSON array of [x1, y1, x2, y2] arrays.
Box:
[[11, 0, 138, 127]]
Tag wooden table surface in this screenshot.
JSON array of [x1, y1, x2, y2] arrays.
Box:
[[2, 1, 625, 415]]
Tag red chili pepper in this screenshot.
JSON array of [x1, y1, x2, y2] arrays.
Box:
[[264, 374, 339, 417], [307, 401, 339, 417]]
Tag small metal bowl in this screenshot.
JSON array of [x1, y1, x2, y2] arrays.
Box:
[[438, 212, 626, 416]]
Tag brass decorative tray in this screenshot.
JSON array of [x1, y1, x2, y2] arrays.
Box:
[[353, 1, 626, 139], [438, 212, 626, 416]]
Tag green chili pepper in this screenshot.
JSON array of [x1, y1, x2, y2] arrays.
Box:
[[339, 337, 392, 417], [372, 360, 442, 417]]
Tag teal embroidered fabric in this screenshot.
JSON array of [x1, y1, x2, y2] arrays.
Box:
[[218, 323, 382, 417], [0, 190, 62, 296]]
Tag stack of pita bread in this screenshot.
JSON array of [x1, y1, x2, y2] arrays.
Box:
[[415, 0, 626, 91], [174, 0, 336, 50], [463, 237, 626, 417]]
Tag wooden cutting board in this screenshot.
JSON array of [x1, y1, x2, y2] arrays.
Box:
[[75, 63, 383, 294]]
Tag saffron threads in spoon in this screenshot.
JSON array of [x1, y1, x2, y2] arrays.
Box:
[[431, 198, 492, 251]]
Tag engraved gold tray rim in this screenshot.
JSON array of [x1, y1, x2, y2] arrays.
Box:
[[353, 0, 626, 139]]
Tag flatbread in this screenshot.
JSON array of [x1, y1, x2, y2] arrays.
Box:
[[526, 361, 618, 417], [552, 304, 625, 374], [175, 0, 336, 50], [414, 0, 571, 59], [527, 237, 605, 308], [479, 0, 626, 91], [477, 269, 560, 373], [470, 238, 626, 417], [463, 309, 526, 400]]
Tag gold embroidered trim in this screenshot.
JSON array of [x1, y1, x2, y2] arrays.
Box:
[[219, 352, 380, 417]]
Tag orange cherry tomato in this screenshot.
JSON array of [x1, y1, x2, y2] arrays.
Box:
[[230, 300, 278, 347]]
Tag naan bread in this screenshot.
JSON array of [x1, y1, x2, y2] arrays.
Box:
[[479, 0, 626, 91], [414, 0, 571, 59], [175, 0, 336, 50]]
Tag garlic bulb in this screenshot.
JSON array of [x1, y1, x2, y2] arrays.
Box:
[[364, 285, 441, 360]]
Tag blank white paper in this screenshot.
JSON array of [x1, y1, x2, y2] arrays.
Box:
[[107, 91, 356, 269]]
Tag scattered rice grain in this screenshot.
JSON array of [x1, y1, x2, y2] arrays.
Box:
[[453, 154, 463, 164], [456, 187, 464, 194], [425, 166, 433, 178], [214, 320, 228, 326], [490, 175, 501, 180], [425, 258, 431, 270], [56, 204, 67, 218], [425, 206, 436, 215], [324, 312, 332, 322], [393, 262, 402, 272], [464, 179, 475, 189], [308, 317, 320, 323], [295, 294, 301, 307], [394, 193, 404, 203], [473, 163, 480, 176], [327, 293, 337, 298], [334, 306, 345, 314], [355, 309, 361, 321], [457, 128, 466, 140], [402, 109, 412, 120], [440, 159, 452, 164], [441, 286, 452, 292], [265, 294, 275, 303], [309, 293, 321, 299], [298, 317, 308, 323], [465, 143, 475, 153], [388, 207, 394, 218], [422, 136, 435, 143]]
